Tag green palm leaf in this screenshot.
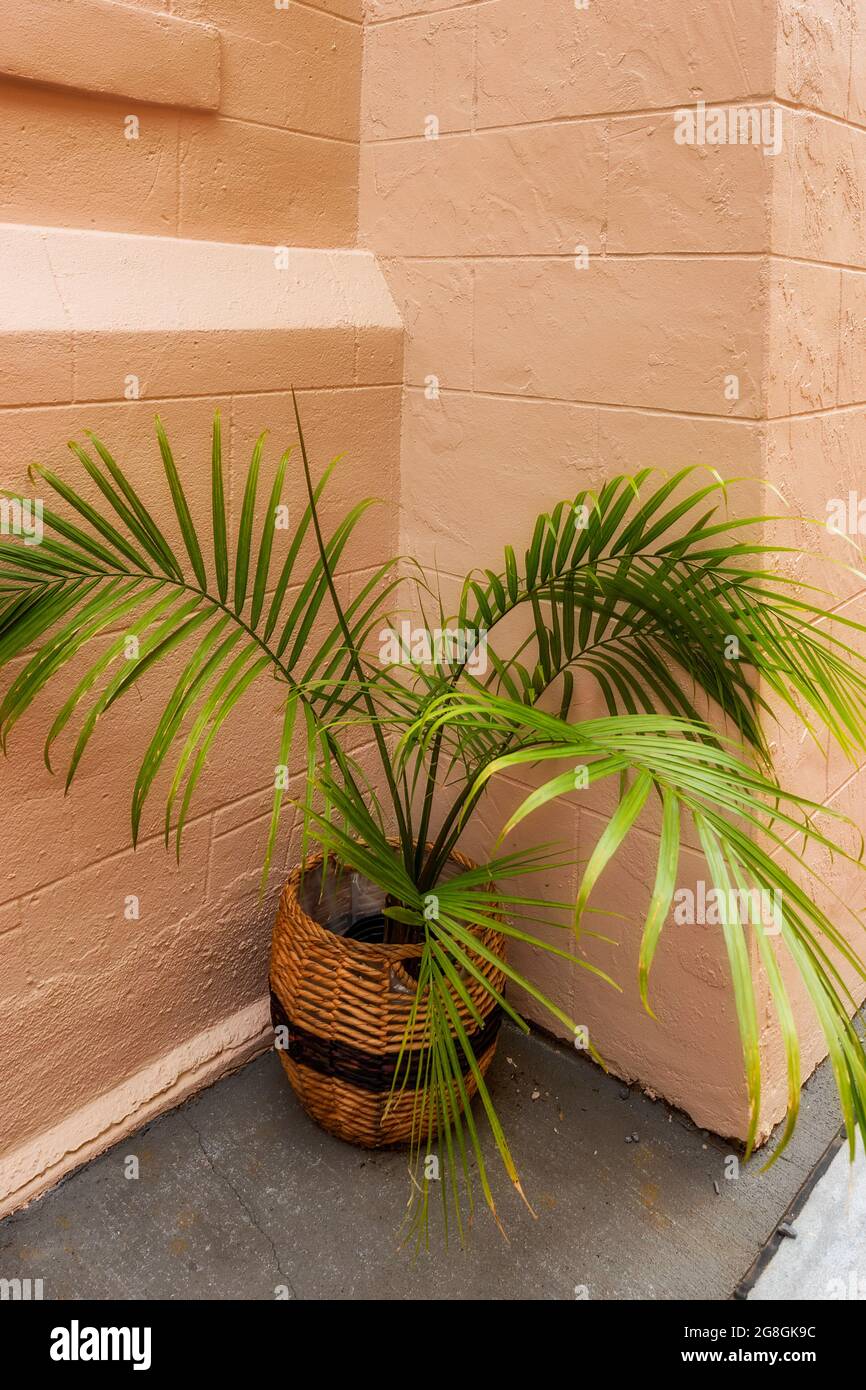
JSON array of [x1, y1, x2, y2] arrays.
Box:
[[4, 430, 866, 1249]]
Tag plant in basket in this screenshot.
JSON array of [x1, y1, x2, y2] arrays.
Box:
[[4, 391, 866, 1249]]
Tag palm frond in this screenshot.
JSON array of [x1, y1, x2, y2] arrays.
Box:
[[408, 691, 866, 1163], [0, 412, 399, 861], [4, 432, 866, 1249], [455, 468, 866, 769]]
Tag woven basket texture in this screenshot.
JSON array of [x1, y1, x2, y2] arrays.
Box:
[[269, 847, 506, 1147]]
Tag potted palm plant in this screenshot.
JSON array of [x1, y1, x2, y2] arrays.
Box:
[[3, 391, 866, 1249]]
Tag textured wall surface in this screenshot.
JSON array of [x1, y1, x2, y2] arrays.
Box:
[[758, 0, 866, 1129], [359, 0, 866, 1141], [0, 0, 360, 245], [0, 0, 401, 1216], [1, 0, 864, 1217]]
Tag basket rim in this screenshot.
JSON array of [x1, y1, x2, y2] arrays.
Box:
[[278, 842, 495, 965]]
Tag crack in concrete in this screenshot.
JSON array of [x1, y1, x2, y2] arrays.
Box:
[[182, 1112, 299, 1300]]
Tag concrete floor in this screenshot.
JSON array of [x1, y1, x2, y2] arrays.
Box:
[[0, 1024, 849, 1300]]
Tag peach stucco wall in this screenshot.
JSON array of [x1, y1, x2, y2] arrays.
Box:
[[759, 2, 866, 1131], [1, 0, 863, 1216], [0, 0, 402, 1216], [359, 0, 866, 1141]]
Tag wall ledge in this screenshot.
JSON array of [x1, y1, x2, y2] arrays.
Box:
[[0, 0, 220, 111], [0, 223, 403, 403]]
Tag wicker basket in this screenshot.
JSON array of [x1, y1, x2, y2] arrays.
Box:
[[269, 847, 506, 1147]]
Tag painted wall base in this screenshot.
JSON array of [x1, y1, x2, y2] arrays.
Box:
[[0, 997, 272, 1221]]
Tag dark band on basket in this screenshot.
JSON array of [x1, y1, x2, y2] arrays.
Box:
[[269, 987, 503, 1094]]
